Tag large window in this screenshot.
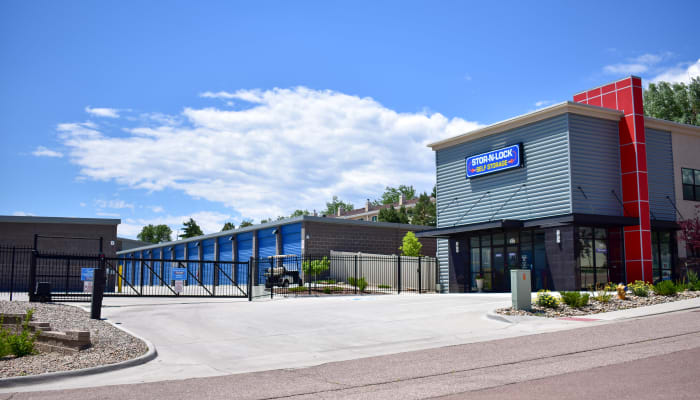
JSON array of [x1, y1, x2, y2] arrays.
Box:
[[652, 231, 673, 283], [682, 168, 700, 201], [576, 227, 624, 289]]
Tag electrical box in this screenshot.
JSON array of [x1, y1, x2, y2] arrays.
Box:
[[510, 269, 531, 311]]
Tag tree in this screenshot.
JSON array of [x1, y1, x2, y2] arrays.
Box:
[[411, 192, 436, 226], [378, 205, 410, 224], [137, 224, 172, 244], [179, 218, 203, 238], [239, 219, 254, 228], [290, 209, 310, 218], [221, 222, 235, 231], [324, 196, 354, 216], [399, 231, 423, 256], [644, 77, 700, 126], [379, 185, 417, 205]]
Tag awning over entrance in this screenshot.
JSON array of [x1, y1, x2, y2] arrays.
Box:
[[415, 213, 640, 239]]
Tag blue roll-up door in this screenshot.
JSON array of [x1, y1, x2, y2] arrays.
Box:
[[281, 223, 302, 256], [217, 236, 233, 285], [281, 223, 302, 272], [237, 232, 253, 284], [202, 239, 215, 285], [163, 247, 173, 283], [187, 241, 199, 285], [153, 248, 163, 285], [142, 250, 151, 285], [258, 228, 277, 284], [174, 244, 185, 283]]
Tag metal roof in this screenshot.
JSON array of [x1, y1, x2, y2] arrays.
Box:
[[0, 215, 121, 225]]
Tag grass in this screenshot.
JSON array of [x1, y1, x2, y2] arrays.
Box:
[[559, 291, 590, 308], [653, 280, 679, 296]]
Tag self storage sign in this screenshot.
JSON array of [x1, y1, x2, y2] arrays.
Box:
[[466, 144, 522, 179]]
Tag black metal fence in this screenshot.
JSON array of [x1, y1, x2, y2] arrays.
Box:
[[0, 246, 33, 300], [1, 244, 438, 302], [253, 254, 438, 299]]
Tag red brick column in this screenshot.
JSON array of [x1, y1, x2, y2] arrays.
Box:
[[573, 76, 652, 283]]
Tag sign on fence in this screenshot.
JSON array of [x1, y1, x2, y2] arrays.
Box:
[[81, 268, 94, 293], [172, 267, 186, 294]]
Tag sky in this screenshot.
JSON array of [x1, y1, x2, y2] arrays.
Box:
[[1, 0, 699, 239]]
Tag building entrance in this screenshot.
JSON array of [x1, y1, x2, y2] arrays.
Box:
[[467, 229, 548, 292]]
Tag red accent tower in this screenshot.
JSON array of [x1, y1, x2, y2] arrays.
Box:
[[574, 77, 652, 283]]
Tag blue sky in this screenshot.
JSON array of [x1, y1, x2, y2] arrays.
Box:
[[1, 1, 699, 238]]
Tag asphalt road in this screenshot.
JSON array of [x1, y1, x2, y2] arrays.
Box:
[[5, 308, 700, 399]]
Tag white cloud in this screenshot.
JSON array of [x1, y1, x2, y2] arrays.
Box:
[[200, 91, 238, 99], [149, 205, 165, 213], [32, 146, 63, 158], [59, 87, 483, 221], [603, 52, 668, 75], [96, 211, 120, 217], [95, 199, 135, 211], [650, 58, 700, 84], [80, 202, 87, 207], [117, 211, 231, 239], [534, 100, 552, 108], [85, 106, 120, 118], [12, 211, 35, 216]]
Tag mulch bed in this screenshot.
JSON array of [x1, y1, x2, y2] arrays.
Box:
[[496, 290, 700, 318], [0, 301, 148, 378]]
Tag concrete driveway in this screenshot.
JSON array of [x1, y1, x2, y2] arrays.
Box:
[[17, 293, 592, 392]]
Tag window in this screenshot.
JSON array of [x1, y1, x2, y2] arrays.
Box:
[[371, 216, 377, 222], [577, 227, 613, 289], [682, 168, 700, 201]]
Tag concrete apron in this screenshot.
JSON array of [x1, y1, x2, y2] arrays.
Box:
[[9, 293, 602, 392]]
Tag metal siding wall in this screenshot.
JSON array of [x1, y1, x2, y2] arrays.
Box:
[[435, 114, 572, 291], [569, 114, 624, 216], [217, 236, 233, 284], [237, 232, 253, 285], [187, 241, 199, 285], [646, 127, 676, 221], [202, 239, 216, 285], [142, 250, 151, 285], [281, 223, 302, 256]]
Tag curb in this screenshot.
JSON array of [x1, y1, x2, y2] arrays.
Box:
[[0, 319, 157, 388]]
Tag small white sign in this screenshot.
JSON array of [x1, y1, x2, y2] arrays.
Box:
[[83, 280, 93, 293], [174, 280, 184, 294]]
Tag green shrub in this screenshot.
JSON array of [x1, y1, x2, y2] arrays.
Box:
[[653, 280, 678, 296], [322, 286, 343, 294], [377, 284, 392, 289], [559, 291, 590, 308], [0, 309, 38, 358], [628, 280, 652, 297], [536, 290, 559, 308], [687, 271, 700, 291], [289, 286, 309, 293], [316, 279, 336, 284], [302, 257, 330, 278], [348, 277, 368, 292]]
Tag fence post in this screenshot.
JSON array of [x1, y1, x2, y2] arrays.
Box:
[[248, 257, 254, 301], [139, 257, 144, 295], [28, 235, 38, 302], [308, 256, 312, 295], [9, 247, 16, 301], [270, 258, 274, 300], [397, 255, 402, 294], [354, 255, 358, 295], [91, 254, 106, 320], [418, 256, 422, 294]]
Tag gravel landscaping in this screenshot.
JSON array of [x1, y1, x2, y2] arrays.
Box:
[[0, 301, 148, 378], [497, 290, 700, 318]]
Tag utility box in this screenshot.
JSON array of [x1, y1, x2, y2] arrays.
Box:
[[510, 269, 531, 311]]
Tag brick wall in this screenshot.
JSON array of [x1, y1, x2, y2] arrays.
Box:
[[0, 222, 119, 256], [303, 221, 437, 257]]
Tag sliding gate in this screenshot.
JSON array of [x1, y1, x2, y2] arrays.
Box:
[[31, 253, 249, 301]]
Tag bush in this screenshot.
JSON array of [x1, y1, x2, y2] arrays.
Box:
[[377, 284, 392, 289], [302, 257, 330, 278], [653, 280, 679, 296], [348, 277, 368, 292], [559, 291, 590, 308], [628, 280, 652, 297], [536, 290, 559, 308], [687, 271, 700, 291], [0, 309, 38, 358], [315, 279, 336, 284], [322, 286, 342, 294]]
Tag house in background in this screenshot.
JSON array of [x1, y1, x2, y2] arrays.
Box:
[[329, 195, 436, 222]]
